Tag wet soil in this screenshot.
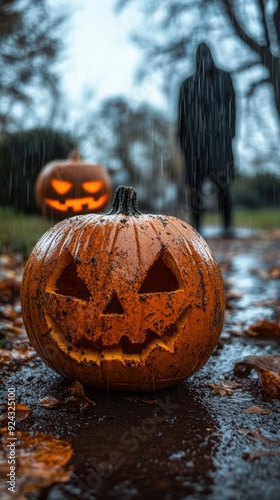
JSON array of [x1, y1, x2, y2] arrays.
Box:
[[1, 229, 280, 499]]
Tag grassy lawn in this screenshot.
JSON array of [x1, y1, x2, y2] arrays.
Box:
[[203, 208, 280, 229], [0, 207, 53, 255], [0, 206, 279, 255]]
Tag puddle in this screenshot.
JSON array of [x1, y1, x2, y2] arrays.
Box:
[[201, 226, 258, 239], [222, 249, 279, 327]]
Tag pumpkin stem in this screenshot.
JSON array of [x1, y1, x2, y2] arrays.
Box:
[[107, 186, 141, 215], [68, 150, 82, 161]]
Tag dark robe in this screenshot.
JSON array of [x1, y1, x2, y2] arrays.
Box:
[[177, 43, 236, 232]]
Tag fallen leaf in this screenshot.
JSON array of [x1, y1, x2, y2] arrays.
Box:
[[0, 304, 18, 320], [0, 404, 31, 424], [205, 380, 242, 396], [15, 404, 31, 421], [226, 289, 243, 301], [228, 328, 245, 337], [250, 265, 280, 280], [0, 431, 73, 495], [39, 396, 61, 408], [64, 380, 96, 409], [253, 298, 280, 308], [246, 320, 280, 337], [0, 344, 37, 366], [38, 383, 96, 412], [123, 397, 158, 404], [243, 449, 280, 461], [64, 398, 90, 411], [267, 265, 280, 279], [244, 405, 271, 415], [234, 354, 280, 398], [238, 428, 280, 446]]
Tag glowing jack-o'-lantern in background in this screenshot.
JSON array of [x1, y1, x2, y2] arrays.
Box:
[[35, 151, 112, 220], [21, 186, 225, 392]]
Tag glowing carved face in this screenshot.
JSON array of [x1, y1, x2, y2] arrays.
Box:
[[46, 178, 109, 213], [35, 159, 112, 220], [44, 248, 190, 366]]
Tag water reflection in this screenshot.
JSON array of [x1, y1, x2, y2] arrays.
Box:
[[60, 385, 220, 499]]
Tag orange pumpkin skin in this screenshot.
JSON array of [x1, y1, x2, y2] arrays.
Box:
[[21, 186, 225, 392], [35, 151, 112, 220]]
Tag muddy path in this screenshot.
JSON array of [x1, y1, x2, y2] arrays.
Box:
[[1, 230, 280, 499]]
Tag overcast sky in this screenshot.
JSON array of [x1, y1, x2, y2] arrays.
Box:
[[59, 0, 164, 111]]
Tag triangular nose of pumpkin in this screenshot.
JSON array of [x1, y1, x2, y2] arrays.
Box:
[[103, 292, 125, 315]]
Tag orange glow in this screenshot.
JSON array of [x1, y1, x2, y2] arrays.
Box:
[[45, 194, 109, 212], [82, 181, 104, 193], [51, 179, 73, 194]]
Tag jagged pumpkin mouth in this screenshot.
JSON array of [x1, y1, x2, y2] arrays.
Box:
[[45, 308, 191, 366], [45, 193, 109, 212]]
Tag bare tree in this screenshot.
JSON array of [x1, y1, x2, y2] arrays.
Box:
[[116, 1, 280, 115], [83, 96, 179, 211], [0, 0, 68, 132], [222, 0, 280, 117], [116, 0, 280, 172]]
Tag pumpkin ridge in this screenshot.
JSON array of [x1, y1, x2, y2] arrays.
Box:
[[23, 221, 69, 356], [133, 215, 174, 315], [131, 217, 146, 333], [132, 216, 150, 284], [164, 216, 193, 255], [64, 214, 103, 260], [104, 218, 120, 258], [97, 220, 122, 295]]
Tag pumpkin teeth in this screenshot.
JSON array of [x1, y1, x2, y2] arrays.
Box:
[[45, 194, 109, 212], [142, 338, 175, 355], [45, 313, 179, 366]]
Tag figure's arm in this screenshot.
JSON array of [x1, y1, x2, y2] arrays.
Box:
[[177, 82, 188, 151], [177, 83, 184, 149]]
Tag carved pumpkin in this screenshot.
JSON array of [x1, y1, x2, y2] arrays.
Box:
[[21, 186, 225, 392], [35, 151, 112, 220]]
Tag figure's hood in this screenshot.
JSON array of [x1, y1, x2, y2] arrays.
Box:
[[195, 43, 215, 73]]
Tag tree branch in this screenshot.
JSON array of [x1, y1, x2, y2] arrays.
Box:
[[256, 0, 270, 47], [222, 0, 263, 55], [244, 77, 271, 97], [273, 0, 280, 46]]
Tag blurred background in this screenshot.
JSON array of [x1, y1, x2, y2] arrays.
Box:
[[0, 0, 280, 251]]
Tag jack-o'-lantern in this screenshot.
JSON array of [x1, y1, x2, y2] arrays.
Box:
[[21, 186, 225, 392], [35, 151, 112, 220]]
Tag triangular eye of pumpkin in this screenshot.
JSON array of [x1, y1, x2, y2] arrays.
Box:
[[82, 181, 104, 193], [103, 292, 125, 314], [138, 251, 181, 293], [51, 179, 73, 194], [55, 259, 91, 300]]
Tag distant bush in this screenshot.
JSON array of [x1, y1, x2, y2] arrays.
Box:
[[232, 172, 280, 209], [0, 128, 78, 213]]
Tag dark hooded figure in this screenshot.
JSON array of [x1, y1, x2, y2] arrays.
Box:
[[178, 42, 236, 234]]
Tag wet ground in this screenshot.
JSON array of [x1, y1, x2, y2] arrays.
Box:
[[1, 228, 280, 499]]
